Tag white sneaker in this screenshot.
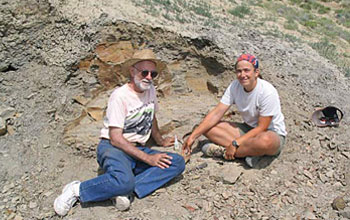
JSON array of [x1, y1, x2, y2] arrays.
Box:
[[114, 195, 132, 211], [54, 181, 81, 216]]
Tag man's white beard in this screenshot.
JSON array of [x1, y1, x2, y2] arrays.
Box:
[[135, 77, 152, 91]]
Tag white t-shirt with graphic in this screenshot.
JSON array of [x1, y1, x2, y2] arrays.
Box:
[[100, 84, 159, 144], [220, 78, 287, 136]]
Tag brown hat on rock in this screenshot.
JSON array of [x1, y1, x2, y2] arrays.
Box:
[[121, 49, 166, 76]]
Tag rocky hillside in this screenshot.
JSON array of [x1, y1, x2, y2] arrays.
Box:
[[0, 0, 350, 219]]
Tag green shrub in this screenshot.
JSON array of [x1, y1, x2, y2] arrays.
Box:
[[335, 9, 350, 28], [284, 19, 298, 30], [310, 39, 350, 77], [310, 38, 337, 61], [228, 5, 251, 18], [190, 1, 212, 18], [153, 0, 171, 7], [317, 5, 330, 14], [344, 67, 350, 77], [304, 20, 318, 29]]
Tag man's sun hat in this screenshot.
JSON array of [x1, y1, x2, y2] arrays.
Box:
[[311, 106, 344, 127], [236, 54, 259, 69], [121, 49, 166, 76]]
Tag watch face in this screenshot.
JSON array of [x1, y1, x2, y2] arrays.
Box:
[[232, 140, 238, 147]]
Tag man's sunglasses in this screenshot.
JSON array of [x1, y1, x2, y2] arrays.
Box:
[[133, 66, 158, 78]]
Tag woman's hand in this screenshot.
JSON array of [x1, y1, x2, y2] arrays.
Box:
[[182, 135, 195, 156], [224, 143, 236, 160]]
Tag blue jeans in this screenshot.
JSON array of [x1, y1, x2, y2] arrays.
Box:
[[79, 139, 185, 202]]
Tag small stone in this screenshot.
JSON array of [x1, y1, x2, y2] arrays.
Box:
[[326, 170, 334, 178], [303, 210, 317, 219], [339, 210, 350, 218], [341, 151, 350, 159], [8, 213, 16, 220], [222, 192, 229, 200], [43, 191, 53, 197], [306, 181, 313, 187], [11, 196, 20, 203], [14, 215, 24, 220], [0, 117, 6, 135], [183, 203, 198, 212], [155, 188, 166, 194], [333, 182, 343, 188], [192, 175, 200, 180], [319, 173, 327, 183], [303, 170, 313, 179], [203, 200, 212, 212], [328, 142, 337, 150], [332, 196, 346, 210], [43, 144, 50, 149], [2, 183, 15, 193], [29, 202, 37, 209]]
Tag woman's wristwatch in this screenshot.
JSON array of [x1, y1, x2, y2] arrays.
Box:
[[232, 140, 239, 149]]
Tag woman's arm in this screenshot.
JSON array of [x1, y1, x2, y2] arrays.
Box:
[[182, 102, 230, 154]]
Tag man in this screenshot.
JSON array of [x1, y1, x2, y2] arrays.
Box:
[[54, 49, 185, 216], [182, 54, 287, 168]]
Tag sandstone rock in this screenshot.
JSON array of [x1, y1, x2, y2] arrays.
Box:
[[73, 95, 90, 106], [86, 107, 104, 121], [95, 41, 133, 64]]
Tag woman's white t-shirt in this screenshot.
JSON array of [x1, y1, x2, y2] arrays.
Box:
[[220, 78, 287, 136]]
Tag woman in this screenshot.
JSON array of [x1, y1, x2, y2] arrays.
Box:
[[182, 54, 287, 167]]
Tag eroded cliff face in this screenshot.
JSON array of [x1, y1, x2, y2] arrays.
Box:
[[1, 0, 350, 219]]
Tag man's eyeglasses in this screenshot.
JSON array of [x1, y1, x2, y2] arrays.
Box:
[[133, 66, 158, 78]]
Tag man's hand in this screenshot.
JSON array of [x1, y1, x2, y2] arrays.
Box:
[[224, 143, 236, 160], [182, 136, 195, 156], [159, 136, 174, 147], [146, 153, 173, 169]]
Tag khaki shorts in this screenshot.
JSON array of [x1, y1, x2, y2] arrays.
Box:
[[236, 122, 286, 155]]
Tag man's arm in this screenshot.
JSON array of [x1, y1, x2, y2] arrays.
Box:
[[109, 127, 172, 169], [151, 115, 174, 147]]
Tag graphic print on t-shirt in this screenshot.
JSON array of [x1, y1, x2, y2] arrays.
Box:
[[123, 101, 154, 136]]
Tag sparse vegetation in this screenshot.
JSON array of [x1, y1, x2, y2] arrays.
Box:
[[131, 0, 350, 77], [228, 5, 251, 18], [335, 8, 350, 28], [310, 38, 338, 61], [310, 38, 350, 77], [284, 19, 298, 31]]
